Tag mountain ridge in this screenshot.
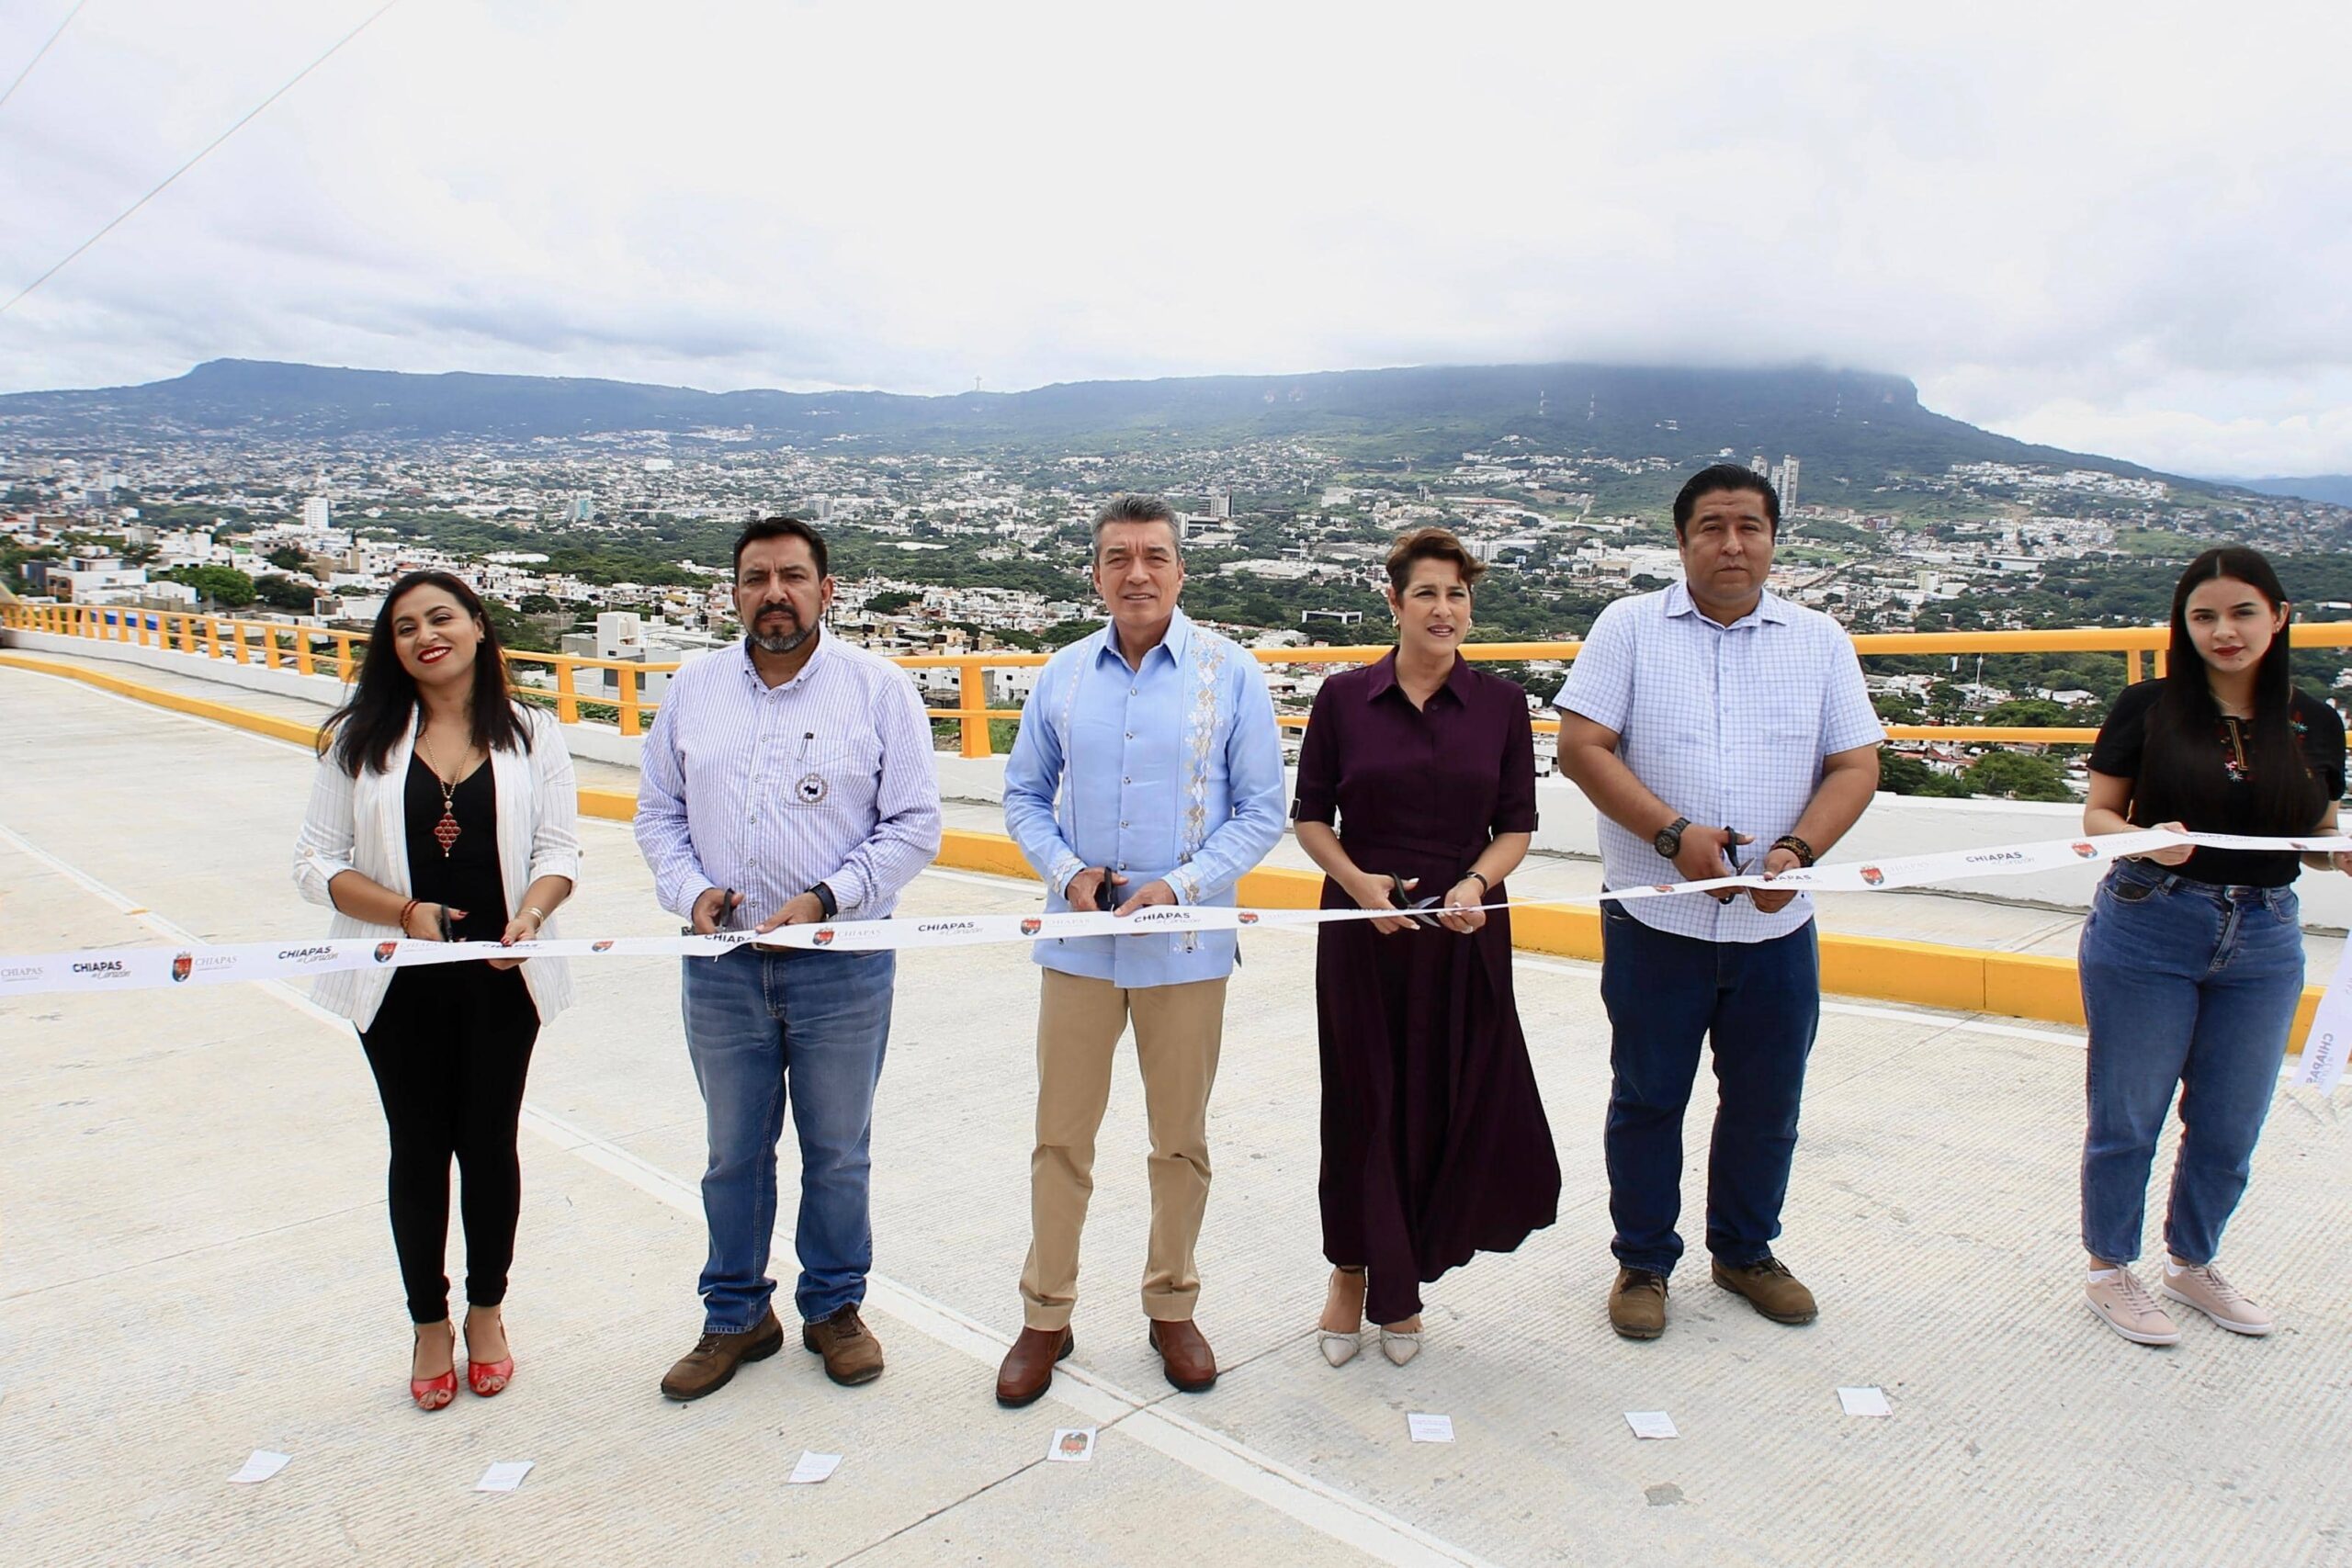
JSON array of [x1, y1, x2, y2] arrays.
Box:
[[0, 356, 2246, 499]]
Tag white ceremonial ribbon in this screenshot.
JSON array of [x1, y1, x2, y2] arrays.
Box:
[[2292, 941, 2352, 1096], [5, 831, 2350, 1008]]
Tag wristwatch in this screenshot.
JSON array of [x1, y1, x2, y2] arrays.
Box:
[[808, 882, 839, 919], [1653, 817, 1691, 858], [1770, 834, 1817, 868]]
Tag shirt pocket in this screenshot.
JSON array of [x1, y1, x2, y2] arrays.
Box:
[[791, 735, 882, 810]]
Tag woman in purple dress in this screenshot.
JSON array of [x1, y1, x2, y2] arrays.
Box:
[[1294, 527, 1561, 1367]]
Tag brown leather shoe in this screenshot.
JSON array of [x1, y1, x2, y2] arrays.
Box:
[[1712, 1255, 1818, 1325], [1609, 1267, 1669, 1340], [802, 1303, 886, 1386], [994, 1325, 1075, 1408], [1148, 1318, 1217, 1393], [660, 1307, 785, 1401]]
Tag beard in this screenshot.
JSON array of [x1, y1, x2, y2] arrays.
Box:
[[748, 601, 816, 655]]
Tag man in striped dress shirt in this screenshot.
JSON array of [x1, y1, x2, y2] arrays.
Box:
[[1555, 466, 1883, 1343], [636, 516, 943, 1402]]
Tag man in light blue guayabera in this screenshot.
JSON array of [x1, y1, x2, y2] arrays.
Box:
[[994, 493, 1285, 1407]]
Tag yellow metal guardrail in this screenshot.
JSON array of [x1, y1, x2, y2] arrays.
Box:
[[14, 600, 2352, 760], [1, 639, 2338, 1041]]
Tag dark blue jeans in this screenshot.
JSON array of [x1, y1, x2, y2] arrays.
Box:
[[1598, 906, 1821, 1276], [682, 946, 896, 1332], [2079, 860, 2303, 1268]]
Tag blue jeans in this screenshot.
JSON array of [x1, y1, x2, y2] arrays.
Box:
[[682, 947, 896, 1332], [2079, 860, 2303, 1267], [1598, 905, 1820, 1275]]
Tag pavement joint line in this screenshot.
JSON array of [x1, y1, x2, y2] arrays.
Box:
[[823, 1452, 1057, 1568], [0, 813, 1496, 1568]]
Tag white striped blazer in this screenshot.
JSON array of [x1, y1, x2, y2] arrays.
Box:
[[292, 704, 582, 1029]]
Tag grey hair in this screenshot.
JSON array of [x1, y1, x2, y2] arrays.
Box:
[[1091, 493, 1182, 559]]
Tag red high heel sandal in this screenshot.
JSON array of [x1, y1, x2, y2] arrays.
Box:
[[411, 1323, 457, 1412], [467, 1312, 514, 1397]]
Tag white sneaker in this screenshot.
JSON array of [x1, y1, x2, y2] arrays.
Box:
[[2085, 1266, 2181, 1346], [2161, 1263, 2275, 1337]]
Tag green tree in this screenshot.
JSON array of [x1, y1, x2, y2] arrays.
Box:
[[266, 546, 309, 574], [3, 543, 61, 593], [1873, 691, 1924, 725], [1981, 697, 2069, 728], [1878, 751, 1934, 795], [1960, 750, 2074, 802], [483, 600, 555, 653], [1042, 618, 1102, 648], [251, 575, 317, 612], [164, 564, 255, 607]]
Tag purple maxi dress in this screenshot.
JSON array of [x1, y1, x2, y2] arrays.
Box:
[[1294, 650, 1562, 1324]]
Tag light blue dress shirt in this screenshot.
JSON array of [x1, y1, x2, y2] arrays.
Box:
[[1555, 581, 1883, 944], [1004, 609, 1286, 987]]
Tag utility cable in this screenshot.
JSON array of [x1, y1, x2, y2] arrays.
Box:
[[0, 0, 402, 319], [0, 0, 87, 116]]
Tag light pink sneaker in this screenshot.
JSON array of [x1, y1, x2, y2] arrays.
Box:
[[2085, 1266, 2181, 1346], [2161, 1263, 2274, 1337]]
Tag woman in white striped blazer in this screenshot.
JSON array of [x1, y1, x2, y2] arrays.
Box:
[[292, 570, 580, 1412]]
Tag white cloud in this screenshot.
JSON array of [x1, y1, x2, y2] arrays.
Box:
[[0, 0, 2347, 472]]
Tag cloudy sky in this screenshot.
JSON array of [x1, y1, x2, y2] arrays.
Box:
[[2, 0, 2346, 476]]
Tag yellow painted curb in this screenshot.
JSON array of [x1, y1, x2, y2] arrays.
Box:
[[579, 787, 635, 823], [5, 647, 2326, 1042], [0, 650, 324, 748]]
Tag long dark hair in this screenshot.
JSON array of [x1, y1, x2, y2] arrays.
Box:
[[321, 570, 533, 777], [2142, 547, 2321, 832]]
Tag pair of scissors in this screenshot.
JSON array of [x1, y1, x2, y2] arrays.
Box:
[[1385, 874, 1449, 929]]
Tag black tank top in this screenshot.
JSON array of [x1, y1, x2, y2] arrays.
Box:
[[402, 753, 508, 942]]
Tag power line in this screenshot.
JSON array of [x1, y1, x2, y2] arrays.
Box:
[[0, 0, 403, 320], [0, 0, 88, 116]]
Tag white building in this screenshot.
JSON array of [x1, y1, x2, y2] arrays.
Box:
[[301, 497, 332, 529]]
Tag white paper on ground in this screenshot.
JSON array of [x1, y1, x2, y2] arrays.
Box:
[[788, 1451, 842, 1484], [1046, 1427, 1097, 1462], [228, 1450, 290, 1484], [1624, 1411, 1679, 1440], [474, 1461, 534, 1493], [1838, 1386, 1893, 1417], [1407, 1413, 1455, 1443]]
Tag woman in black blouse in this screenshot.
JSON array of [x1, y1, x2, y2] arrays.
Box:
[[2076, 547, 2350, 1347]]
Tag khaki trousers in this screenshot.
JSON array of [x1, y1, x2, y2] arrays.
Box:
[[1020, 968, 1228, 1330]]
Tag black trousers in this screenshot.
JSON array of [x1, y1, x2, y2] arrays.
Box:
[[358, 964, 539, 1324]]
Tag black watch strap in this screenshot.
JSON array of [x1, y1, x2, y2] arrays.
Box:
[[1770, 834, 1817, 868], [808, 882, 839, 919], [1654, 816, 1690, 858]]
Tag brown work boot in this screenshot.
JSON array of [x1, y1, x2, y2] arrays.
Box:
[[802, 1303, 886, 1386], [660, 1307, 785, 1401], [1609, 1267, 1669, 1340], [1148, 1318, 1218, 1393], [1712, 1255, 1818, 1325], [995, 1325, 1075, 1408]]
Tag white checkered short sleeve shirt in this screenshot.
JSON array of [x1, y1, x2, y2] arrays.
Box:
[[1555, 581, 1883, 943]]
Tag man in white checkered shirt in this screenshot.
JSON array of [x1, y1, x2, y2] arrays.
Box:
[[1555, 464, 1883, 1341]]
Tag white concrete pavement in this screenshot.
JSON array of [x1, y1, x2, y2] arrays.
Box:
[[3, 666, 2350, 1567]]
